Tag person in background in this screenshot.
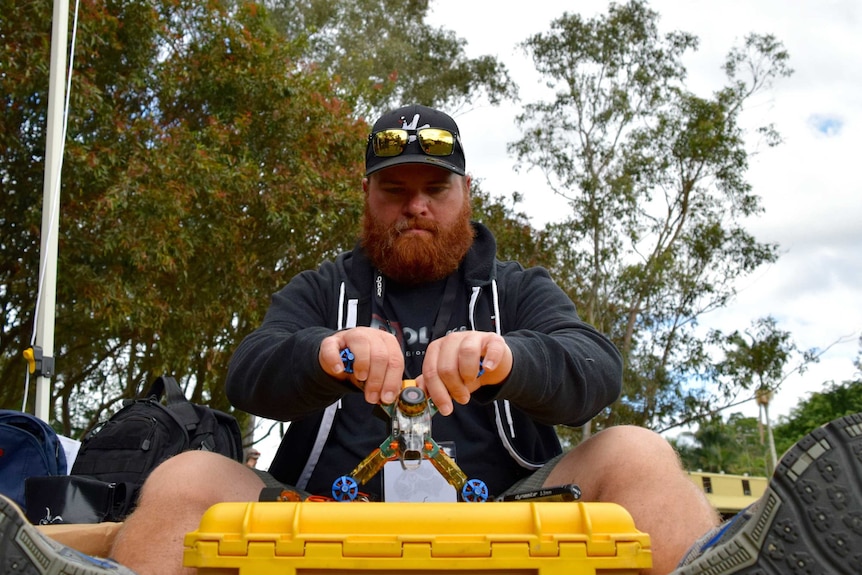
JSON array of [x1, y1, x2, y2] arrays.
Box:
[[244, 449, 260, 468], [2, 104, 860, 575]]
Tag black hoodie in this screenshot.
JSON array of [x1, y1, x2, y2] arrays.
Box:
[[226, 222, 622, 498]]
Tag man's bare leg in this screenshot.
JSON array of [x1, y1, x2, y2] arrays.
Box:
[[544, 425, 719, 575], [111, 450, 265, 575]]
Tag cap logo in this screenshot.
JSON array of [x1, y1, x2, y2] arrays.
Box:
[[400, 113, 430, 144]]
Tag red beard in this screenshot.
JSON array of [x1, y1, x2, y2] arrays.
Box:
[[362, 200, 475, 285]]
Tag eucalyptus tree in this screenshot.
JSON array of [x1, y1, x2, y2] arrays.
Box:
[[510, 0, 792, 430], [264, 0, 518, 118]]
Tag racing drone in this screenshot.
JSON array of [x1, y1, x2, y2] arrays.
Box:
[[332, 348, 489, 502]]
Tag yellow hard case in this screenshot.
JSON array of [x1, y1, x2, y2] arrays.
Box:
[[183, 500, 652, 574]]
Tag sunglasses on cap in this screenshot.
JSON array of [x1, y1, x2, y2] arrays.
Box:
[[369, 128, 458, 158]]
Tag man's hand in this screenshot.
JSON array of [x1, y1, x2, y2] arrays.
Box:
[[416, 331, 513, 416], [319, 327, 404, 405]]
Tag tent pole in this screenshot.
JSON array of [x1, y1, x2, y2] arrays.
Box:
[[34, 0, 70, 422]]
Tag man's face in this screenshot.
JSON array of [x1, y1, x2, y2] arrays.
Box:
[[362, 164, 474, 285]]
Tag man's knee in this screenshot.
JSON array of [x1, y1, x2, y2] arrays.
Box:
[[587, 425, 679, 467], [138, 450, 261, 507], [550, 425, 681, 490]]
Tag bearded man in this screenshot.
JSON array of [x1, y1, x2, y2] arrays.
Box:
[[221, 104, 627, 501]]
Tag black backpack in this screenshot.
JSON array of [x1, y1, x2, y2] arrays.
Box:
[[62, 375, 243, 519]]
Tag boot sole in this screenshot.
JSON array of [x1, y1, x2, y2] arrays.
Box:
[[673, 412, 862, 574]]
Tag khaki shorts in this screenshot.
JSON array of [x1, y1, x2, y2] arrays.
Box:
[[251, 451, 567, 500]]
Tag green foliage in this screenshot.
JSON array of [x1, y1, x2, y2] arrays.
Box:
[[672, 412, 770, 476], [710, 316, 818, 401], [509, 0, 793, 430], [0, 0, 520, 438], [264, 0, 518, 118], [470, 184, 554, 268], [1, 0, 366, 436], [672, 330, 855, 476], [773, 379, 862, 456]]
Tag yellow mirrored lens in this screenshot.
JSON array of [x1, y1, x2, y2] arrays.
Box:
[[418, 128, 455, 156], [372, 129, 409, 157]]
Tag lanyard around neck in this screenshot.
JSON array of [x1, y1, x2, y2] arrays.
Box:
[[373, 270, 461, 342]]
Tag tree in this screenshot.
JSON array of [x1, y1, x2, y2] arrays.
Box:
[[509, 0, 792, 430], [263, 0, 518, 118], [769, 340, 862, 465], [773, 378, 862, 457], [709, 316, 818, 471], [712, 317, 813, 396], [1, 0, 366, 436], [470, 186, 554, 268], [1, 0, 521, 440], [672, 412, 769, 476]]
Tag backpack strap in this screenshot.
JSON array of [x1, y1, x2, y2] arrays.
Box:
[[144, 375, 186, 405], [143, 376, 201, 433]]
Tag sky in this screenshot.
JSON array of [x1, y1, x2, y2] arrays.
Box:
[[253, 0, 862, 469]]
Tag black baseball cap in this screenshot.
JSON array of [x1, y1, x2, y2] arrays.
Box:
[[365, 104, 466, 176]]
